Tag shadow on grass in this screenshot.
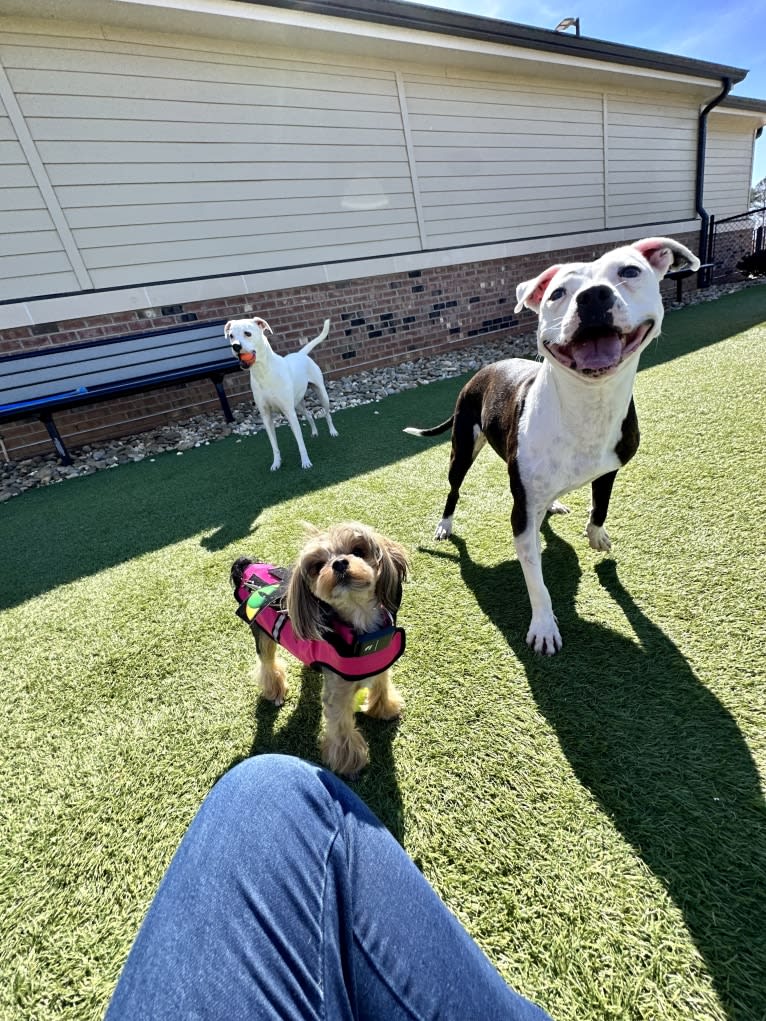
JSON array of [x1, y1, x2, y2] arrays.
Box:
[[0, 376, 468, 611], [642, 284, 765, 371], [222, 666, 406, 841], [425, 523, 766, 1020]]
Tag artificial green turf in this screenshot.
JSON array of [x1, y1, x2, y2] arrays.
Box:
[[1, 285, 765, 1020]]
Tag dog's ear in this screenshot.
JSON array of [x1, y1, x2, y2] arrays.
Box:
[[254, 317, 272, 334], [632, 237, 700, 278], [285, 566, 326, 640], [514, 265, 562, 314], [224, 320, 232, 334], [230, 556, 253, 591], [375, 535, 410, 614]]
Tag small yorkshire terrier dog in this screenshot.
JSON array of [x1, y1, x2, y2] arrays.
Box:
[[231, 523, 410, 776]]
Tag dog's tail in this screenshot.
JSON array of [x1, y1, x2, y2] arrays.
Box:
[[403, 417, 454, 438], [300, 318, 331, 356]]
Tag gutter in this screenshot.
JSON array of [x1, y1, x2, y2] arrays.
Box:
[[696, 76, 733, 284]]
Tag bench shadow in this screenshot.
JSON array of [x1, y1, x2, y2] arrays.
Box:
[[424, 523, 766, 1020], [221, 665, 405, 842]]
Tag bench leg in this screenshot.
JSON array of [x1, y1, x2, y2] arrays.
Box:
[[212, 375, 234, 423], [40, 412, 72, 465]]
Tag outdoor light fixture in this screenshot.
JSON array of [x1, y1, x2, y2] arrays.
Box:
[[555, 17, 580, 35]]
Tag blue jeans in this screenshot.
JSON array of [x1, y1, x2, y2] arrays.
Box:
[[106, 754, 552, 1020]]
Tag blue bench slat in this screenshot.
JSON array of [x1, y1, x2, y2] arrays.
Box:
[[0, 358, 238, 417], [0, 320, 241, 414], [1, 336, 238, 405], [0, 318, 247, 462]]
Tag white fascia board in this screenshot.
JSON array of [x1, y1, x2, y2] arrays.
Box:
[[112, 0, 721, 92]]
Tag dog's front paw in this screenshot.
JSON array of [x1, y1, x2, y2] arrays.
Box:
[[526, 614, 562, 655], [300, 455, 313, 469], [270, 456, 282, 471], [328, 423, 339, 437], [585, 522, 612, 551], [322, 729, 369, 777], [434, 516, 453, 541], [259, 661, 287, 704]]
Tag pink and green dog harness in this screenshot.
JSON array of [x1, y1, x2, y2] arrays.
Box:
[[234, 561, 405, 682]]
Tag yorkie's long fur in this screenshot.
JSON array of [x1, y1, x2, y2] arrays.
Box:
[[233, 522, 409, 776]]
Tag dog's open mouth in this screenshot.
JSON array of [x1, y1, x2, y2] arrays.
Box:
[[546, 320, 654, 377], [237, 352, 256, 368]]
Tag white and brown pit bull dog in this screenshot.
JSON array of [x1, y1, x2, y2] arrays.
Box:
[[225, 316, 338, 470], [406, 237, 699, 655]]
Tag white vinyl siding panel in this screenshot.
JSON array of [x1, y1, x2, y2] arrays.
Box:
[[704, 121, 754, 218], [607, 96, 696, 226], [0, 99, 79, 300], [404, 76, 604, 247], [2, 38, 421, 288]]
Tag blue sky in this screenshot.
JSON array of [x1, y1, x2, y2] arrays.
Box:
[[410, 0, 766, 187]]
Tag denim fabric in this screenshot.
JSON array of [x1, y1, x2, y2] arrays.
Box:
[[105, 754, 552, 1020]]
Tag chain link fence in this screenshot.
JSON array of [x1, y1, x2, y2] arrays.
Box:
[[708, 206, 766, 281]]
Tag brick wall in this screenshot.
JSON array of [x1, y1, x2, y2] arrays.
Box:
[[0, 232, 697, 460]]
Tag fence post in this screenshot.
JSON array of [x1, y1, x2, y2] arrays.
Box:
[[702, 215, 715, 287]]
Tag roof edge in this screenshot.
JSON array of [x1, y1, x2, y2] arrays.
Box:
[[235, 0, 748, 83], [720, 95, 766, 114]]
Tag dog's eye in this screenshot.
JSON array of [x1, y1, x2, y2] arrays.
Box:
[[549, 287, 566, 301], [243, 330, 252, 338], [306, 561, 323, 578], [351, 545, 366, 558], [618, 265, 641, 278]]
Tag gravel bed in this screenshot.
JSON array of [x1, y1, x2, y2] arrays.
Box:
[[0, 278, 758, 502]]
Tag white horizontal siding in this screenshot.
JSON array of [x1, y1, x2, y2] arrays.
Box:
[[704, 121, 754, 218], [48, 161, 410, 188], [403, 73, 605, 245], [65, 192, 415, 229], [0, 100, 79, 299], [88, 236, 414, 290], [1, 34, 421, 289], [74, 209, 416, 250], [607, 95, 697, 226], [0, 22, 743, 306], [426, 206, 606, 248]]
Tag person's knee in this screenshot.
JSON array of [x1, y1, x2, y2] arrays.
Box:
[[214, 753, 320, 804]]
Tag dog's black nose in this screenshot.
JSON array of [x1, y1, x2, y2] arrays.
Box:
[[232, 342, 242, 354], [576, 285, 615, 322], [332, 558, 349, 576]]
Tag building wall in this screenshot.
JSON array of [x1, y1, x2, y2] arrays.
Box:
[[1, 231, 697, 461], [0, 13, 741, 461], [704, 115, 757, 218], [606, 94, 697, 225], [1, 17, 710, 309]]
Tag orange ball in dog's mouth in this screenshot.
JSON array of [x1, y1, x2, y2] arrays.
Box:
[[238, 352, 256, 368]]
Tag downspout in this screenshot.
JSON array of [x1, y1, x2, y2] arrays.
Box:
[[696, 76, 732, 285]]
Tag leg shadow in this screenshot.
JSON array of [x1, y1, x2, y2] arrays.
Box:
[[429, 524, 766, 1019], [227, 666, 405, 842]]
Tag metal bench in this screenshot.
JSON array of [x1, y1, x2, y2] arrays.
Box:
[[0, 319, 239, 464], [666, 262, 714, 302]]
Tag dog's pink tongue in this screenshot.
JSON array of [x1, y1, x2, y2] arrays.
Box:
[[572, 333, 622, 370]]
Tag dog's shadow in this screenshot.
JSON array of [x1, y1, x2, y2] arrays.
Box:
[[425, 524, 766, 1019], [225, 667, 406, 842]]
